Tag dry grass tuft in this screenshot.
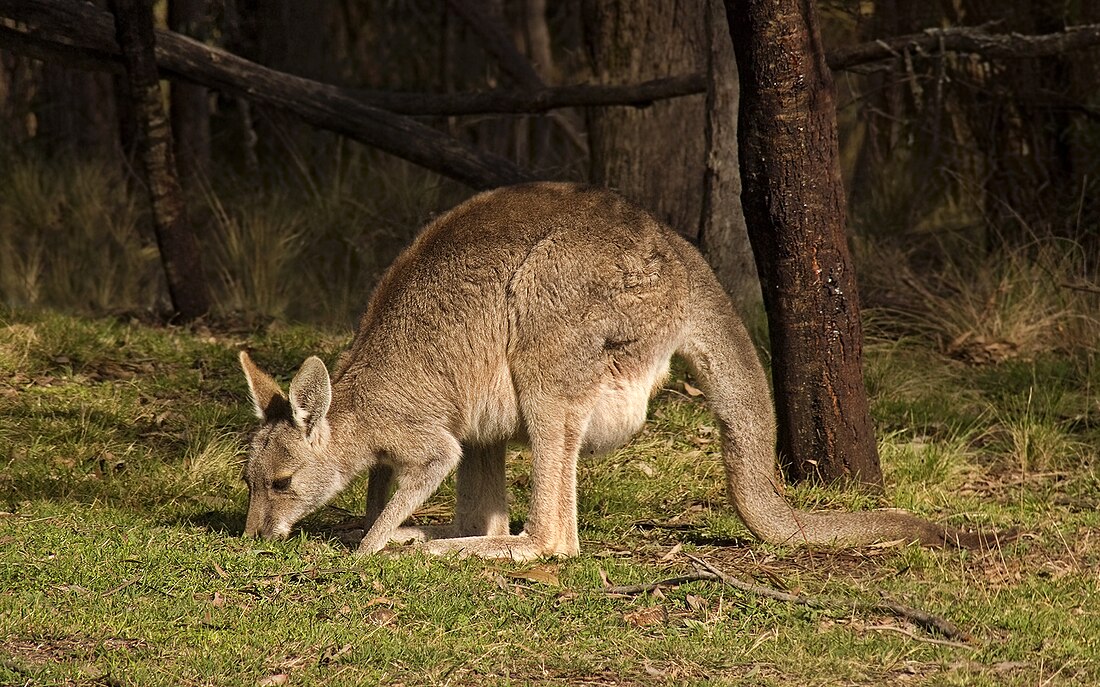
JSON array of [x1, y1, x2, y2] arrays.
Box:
[[0, 152, 160, 313], [860, 239, 1100, 363]]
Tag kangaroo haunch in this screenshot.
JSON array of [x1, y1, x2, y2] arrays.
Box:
[[239, 182, 996, 559]]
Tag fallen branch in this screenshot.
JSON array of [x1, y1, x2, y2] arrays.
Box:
[[686, 554, 970, 642], [599, 553, 968, 642], [601, 573, 718, 596], [685, 554, 828, 607], [829, 22, 1100, 71], [444, 0, 544, 89], [354, 75, 708, 116]]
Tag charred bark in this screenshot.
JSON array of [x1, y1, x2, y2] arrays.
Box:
[[726, 0, 883, 487], [109, 0, 210, 321]]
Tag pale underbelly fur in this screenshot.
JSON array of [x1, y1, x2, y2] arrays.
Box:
[[462, 356, 672, 456]]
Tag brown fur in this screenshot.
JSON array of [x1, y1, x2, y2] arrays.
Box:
[[239, 183, 1000, 559]]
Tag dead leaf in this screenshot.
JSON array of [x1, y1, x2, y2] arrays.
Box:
[[366, 608, 398, 626], [623, 606, 666, 627], [634, 461, 656, 477], [659, 543, 683, 562], [685, 594, 708, 613], [212, 592, 226, 608], [598, 568, 612, 587], [683, 381, 703, 397], [257, 674, 289, 686], [363, 596, 394, 608], [320, 644, 353, 665], [506, 564, 560, 586], [57, 584, 90, 594], [868, 538, 906, 550]]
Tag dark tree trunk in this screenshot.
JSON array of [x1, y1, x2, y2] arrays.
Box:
[[37, 62, 120, 155], [109, 0, 210, 321], [726, 0, 883, 487], [582, 0, 707, 239], [699, 0, 759, 314], [168, 0, 210, 185]]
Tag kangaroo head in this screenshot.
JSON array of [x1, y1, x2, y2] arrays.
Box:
[[238, 351, 346, 539]]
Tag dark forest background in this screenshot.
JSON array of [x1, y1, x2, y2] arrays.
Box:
[[1, 0, 1099, 339]]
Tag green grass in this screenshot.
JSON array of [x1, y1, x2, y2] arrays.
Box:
[[2, 307, 1099, 686]]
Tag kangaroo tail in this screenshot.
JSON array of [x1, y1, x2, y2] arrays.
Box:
[[671, 244, 1001, 549]]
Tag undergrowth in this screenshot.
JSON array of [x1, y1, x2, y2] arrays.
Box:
[[0, 146, 443, 325]]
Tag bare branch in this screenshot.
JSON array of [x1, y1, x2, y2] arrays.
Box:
[[829, 22, 1100, 72], [356, 74, 707, 115]]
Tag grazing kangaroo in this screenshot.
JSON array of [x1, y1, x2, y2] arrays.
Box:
[[239, 182, 992, 559]]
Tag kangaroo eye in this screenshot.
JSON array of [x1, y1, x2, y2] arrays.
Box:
[[272, 476, 292, 491]]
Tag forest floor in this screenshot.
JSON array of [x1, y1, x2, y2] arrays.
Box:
[[1, 307, 1098, 686]]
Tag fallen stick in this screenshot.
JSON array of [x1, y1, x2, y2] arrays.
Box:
[[685, 554, 970, 642], [599, 553, 969, 643]]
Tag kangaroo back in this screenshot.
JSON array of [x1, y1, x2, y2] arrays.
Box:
[[668, 238, 988, 548]]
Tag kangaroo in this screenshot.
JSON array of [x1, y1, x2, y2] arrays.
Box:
[[238, 182, 993, 559]]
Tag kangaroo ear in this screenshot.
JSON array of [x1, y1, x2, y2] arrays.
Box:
[[289, 356, 332, 438], [239, 350, 290, 421]]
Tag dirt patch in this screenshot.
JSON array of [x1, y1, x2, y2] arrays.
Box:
[[1, 634, 148, 666]]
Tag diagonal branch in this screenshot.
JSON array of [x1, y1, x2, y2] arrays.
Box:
[[354, 74, 707, 115], [444, 0, 544, 89]]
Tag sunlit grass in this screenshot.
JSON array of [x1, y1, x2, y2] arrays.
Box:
[[3, 306, 1099, 685]]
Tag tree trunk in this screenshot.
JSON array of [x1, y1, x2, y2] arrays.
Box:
[[726, 0, 883, 487], [36, 62, 120, 155], [699, 0, 759, 314], [109, 0, 210, 321], [168, 0, 210, 185], [582, 0, 707, 239]]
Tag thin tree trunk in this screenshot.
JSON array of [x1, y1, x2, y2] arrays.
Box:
[[699, 0, 759, 314], [168, 0, 210, 185], [726, 0, 883, 487], [109, 0, 210, 321]]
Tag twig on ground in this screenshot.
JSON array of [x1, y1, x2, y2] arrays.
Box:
[[682, 553, 969, 642], [102, 576, 142, 597], [601, 573, 718, 595], [685, 554, 822, 607], [861, 624, 971, 649], [866, 597, 970, 641]]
